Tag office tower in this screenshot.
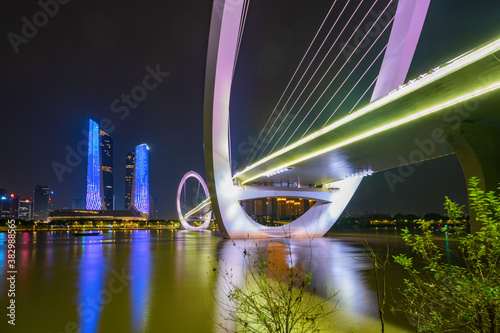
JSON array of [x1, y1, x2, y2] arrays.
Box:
[[72, 199, 86, 210], [127, 144, 149, 215], [149, 196, 159, 220], [34, 185, 51, 220], [9, 194, 19, 219], [125, 151, 135, 209], [0, 190, 13, 219], [0, 192, 19, 219], [86, 119, 114, 210], [133, 144, 149, 215], [19, 198, 34, 221], [100, 129, 113, 210]]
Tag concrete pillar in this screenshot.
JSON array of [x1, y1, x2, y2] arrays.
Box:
[[445, 121, 500, 232]]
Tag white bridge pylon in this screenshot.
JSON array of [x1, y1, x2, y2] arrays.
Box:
[[203, 0, 365, 239], [176, 171, 211, 230], [203, 0, 429, 239]]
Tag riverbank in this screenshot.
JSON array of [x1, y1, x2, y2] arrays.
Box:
[[1, 226, 458, 241], [0, 226, 221, 232]]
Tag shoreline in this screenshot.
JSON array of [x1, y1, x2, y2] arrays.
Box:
[[1, 226, 457, 240], [0, 226, 182, 232]]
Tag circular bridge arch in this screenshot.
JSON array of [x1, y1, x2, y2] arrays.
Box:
[[203, 0, 370, 239], [202, 0, 434, 239], [176, 171, 211, 230]]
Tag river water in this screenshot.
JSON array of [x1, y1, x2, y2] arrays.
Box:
[[0, 228, 450, 332]]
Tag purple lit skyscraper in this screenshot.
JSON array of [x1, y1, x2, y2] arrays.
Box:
[[133, 144, 149, 215], [86, 119, 102, 210], [86, 119, 114, 210]]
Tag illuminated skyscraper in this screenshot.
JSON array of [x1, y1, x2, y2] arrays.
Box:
[[124, 151, 135, 209], [34, 185, 51, 220], [133, 144, 149, 215], [0, 190, 19, 219], [0, 189, 8, 218], [86, 119, 114, 210], [100, 130, 114, 210], [125, 144, 149, 216], [86, 120, 101, 210], [19, 198, 34, 221]]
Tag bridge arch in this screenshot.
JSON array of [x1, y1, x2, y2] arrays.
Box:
[[203, 0, 364, 239], [176, 171, 211, 230], [203, 0, 430, 239]]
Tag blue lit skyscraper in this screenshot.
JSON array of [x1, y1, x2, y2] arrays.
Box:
[[86, 119, 114, 210], [133, 144, 149, 215], [86, 120, 101, 210]]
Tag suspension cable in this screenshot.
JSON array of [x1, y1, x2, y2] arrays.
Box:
[[299, 16, 394, 138], [348, 76, 378, 115], [195, 181, 200, 207], [233, 0, 251, 80], [255, 0, 366, 161], [320, 37, 390, 127], [287, 14, 393, 145], [243, 0, 341, 166], [267, 0, 383, 155]]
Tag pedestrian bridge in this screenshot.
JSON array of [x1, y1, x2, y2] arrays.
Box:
[[194, 0, 500, 238]]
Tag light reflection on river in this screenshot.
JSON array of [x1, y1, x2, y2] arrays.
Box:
[[0, 229, 420, 332]]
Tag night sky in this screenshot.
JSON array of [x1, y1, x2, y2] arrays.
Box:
[[1, 0, 499, 219]]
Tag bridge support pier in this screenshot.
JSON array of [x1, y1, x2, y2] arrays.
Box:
[[445, 121, 500, 232]]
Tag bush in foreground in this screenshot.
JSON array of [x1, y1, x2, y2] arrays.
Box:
[[394, 177, 499, 332]]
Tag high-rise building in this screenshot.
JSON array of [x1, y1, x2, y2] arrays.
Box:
[[86, 119, 101, 210], [0, 189, 13, 219], [149, 196, 159, 220], [9, 194, 19, 219], [72, 199, 86, 210], [19, 198, 34, 221], [126, 144, 149, 216], [34, 185, 51, 220], [134, 144, 149, 215], [125, 151, 135, 209], [86, 119, 114, 210], [100, 129, 113, 210]]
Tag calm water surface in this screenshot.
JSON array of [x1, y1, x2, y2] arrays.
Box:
[[0, 229, 450, 332]]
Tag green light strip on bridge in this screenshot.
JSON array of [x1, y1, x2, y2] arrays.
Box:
[[234, 38, 500, 181], [240, 80, 500, 185]]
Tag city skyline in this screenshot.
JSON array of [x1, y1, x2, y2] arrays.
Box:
[[83, 119, 150, 215], [1, 117, 152, 219]]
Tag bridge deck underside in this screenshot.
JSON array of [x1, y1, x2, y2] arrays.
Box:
[[238, 49, 500, 186]]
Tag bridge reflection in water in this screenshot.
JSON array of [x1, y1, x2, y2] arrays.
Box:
[[212, 236, 406, 332], [0, 230, 420, 332]]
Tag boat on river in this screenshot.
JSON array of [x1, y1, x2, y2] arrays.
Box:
[[73, 231, 101, 236]]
